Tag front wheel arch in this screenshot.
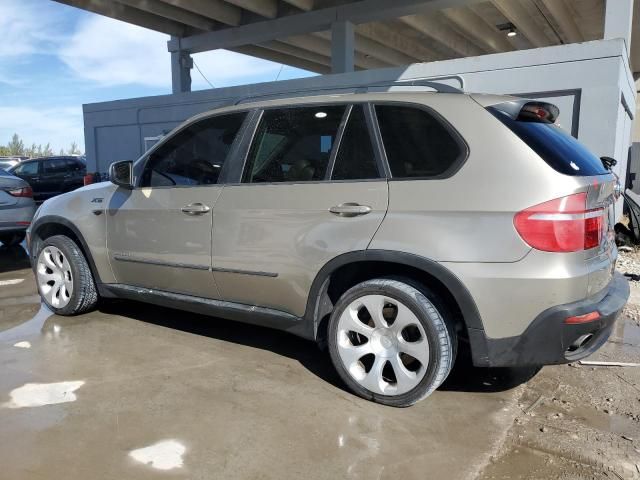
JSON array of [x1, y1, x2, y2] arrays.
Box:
[[30, 216, 103, 285]]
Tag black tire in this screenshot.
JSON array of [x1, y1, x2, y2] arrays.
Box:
[[328, 278, 456, 407], [0, 232, 25, 247], [35, 235, 98, 315]]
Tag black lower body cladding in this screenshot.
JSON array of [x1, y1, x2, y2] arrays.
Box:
[[471, 272, 629, 367]]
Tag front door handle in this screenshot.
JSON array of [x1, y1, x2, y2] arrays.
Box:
[[329, 203, 372, 217], [181, 202, 211, 215]]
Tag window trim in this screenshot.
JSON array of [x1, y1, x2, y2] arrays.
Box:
[[325, 104, 352, 180], [371, 101, 469, 181], [328, 103, 385, 181], [133, 109, 252, 189]]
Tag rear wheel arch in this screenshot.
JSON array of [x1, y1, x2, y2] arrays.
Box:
[[305, 250, 486, 359]]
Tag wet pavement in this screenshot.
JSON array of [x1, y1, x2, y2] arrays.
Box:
[[0, 243, 638, 479]]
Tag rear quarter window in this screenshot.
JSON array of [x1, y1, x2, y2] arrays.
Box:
[[374, 104, 466, 179], [488, 107, 607, 176]]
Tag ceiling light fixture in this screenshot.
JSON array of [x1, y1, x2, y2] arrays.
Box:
[[315, 112, 327, 119], [497, 22, 518, 38]]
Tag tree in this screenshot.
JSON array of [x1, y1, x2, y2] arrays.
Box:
[[7, 133, 24, 156], [67, 141, 81, 155], [59, 148, 65, 156], [42, 143, 53, 156]]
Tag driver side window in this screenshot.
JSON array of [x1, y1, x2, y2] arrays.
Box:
[[141, 112, 246, 187]]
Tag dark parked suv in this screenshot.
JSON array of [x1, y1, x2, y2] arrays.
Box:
[[10, 156, 86, 201]]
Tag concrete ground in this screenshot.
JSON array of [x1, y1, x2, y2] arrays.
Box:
[[0, 243, 638, 479]]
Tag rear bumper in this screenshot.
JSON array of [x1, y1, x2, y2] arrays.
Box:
[[469, 272, 629, 367], [0, 221, 31, 234]]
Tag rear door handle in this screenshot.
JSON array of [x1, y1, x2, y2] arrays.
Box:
[[181, 202, 211, 215], [329, 203, 372, 217]]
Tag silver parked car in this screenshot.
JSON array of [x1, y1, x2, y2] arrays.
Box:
[[0, 168, 36, 247], [26, 89, 629, 406]]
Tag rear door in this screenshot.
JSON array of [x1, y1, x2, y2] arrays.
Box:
[[211, 103, 388, 317], [106, 111, 248, 299], [41, 158, 68, 199], [63, 158, 86, 192]]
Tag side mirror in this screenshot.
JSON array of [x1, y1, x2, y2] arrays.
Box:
[[109, 161, 134, 189], [601, 156, 617, 170]]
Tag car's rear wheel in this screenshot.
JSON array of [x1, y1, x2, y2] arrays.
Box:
[[35, 235, 98, 315], [328, 278, 456, 407], [0, 232, 25, 247]]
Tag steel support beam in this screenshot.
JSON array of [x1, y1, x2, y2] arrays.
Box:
[[604, 0, 634, 54], [171, 37, 193, 93], [167, 0, 485, 54], [331, 21, 354, 73]]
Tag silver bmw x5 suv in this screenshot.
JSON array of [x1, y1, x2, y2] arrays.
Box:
[[27, 90, 629, 407]]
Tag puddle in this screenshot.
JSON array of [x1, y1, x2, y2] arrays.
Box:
[[570, 405, 637, 437], [0, 304, 53, 343], [3, 381, 85, 408], [129, 440, 186, 470]]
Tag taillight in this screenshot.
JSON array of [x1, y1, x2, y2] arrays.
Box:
[[514, 192, 605, 252], [83, 173, 94, 186], [7, 186, 33, 198]]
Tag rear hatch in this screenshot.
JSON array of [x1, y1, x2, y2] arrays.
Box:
[[480, 97, 618, 295]]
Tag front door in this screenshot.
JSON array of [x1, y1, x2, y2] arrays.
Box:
[[106, 111, 248, 299], [212, 104, 389, 317], [11, 161, 41, 199]]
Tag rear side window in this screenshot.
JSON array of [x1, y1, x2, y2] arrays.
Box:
[[66, 159, 84, 171], [142, 112, 246, 187], [375, 105, 464, 178], [243, 105, 346, 183], [43, 159, 67, 174], [489, 108, 607, 176], [331, 105, 380, 181]]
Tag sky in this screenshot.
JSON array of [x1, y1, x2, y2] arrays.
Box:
[[0, 0, 315, 153]]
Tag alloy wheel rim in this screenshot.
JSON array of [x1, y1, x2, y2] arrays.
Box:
[[37, 246, 73, 308], [336, 294, 429, 396]]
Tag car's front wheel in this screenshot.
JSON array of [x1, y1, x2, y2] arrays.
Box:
[[328, 278, 456, 407], [35, 235, 98, 315]]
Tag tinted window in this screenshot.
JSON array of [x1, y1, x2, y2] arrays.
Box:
[[14, 162, 38, 175], [142, 112, 246, 187], [332, 106, 379, 181], [243, 105, 346, 183], [43, 159, 68, 174], [375, 105, 463, 178], [66, 159, 84, 171], [488, 108, 607, 176]]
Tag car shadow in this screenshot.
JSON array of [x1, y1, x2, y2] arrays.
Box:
[[99, 299, 540, 396], [0, 244, 31, 274], [440, 346, 542, 393], [98, 299, 346, 390]]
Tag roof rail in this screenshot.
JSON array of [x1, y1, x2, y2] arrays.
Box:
[[233, 76, 464, 105]]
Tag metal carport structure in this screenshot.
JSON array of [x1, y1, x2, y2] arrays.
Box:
[[55, 0, 637, 197]]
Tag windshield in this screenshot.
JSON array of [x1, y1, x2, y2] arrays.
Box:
[[489, 107, 607, 176]]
